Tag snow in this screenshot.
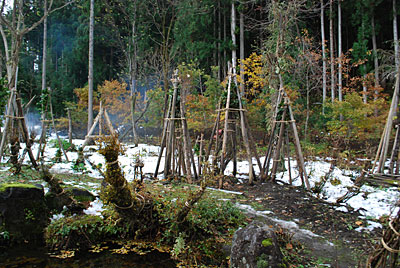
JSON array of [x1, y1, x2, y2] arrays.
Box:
[[1, 135, 399, 228], [83, 198, 105, 216]]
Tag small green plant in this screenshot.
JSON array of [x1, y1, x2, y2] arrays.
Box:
[[24, 208, 36, 221], [72, 162, 87, 172], [49, 139, 73, 151], [172, 233, 186, 258], [257, 254, 269, 268], [262, 238, 273, 247]]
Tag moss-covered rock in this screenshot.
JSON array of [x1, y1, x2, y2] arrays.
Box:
[[0, 183, 49, 246], [46, 214, 129, 250], [45, 187, 95, 213]]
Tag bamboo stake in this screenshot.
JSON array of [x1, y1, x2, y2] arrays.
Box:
[[287, 99, 310, 190], [103, 110, 116, 136], [15, 93, 39, 169], [198, 133, 204, 176], [67, 108, 72, 145], [234, 78, 256, 185], [220, 69, 232, 178], [164, 71, 179, 177], [0, 88, 16, 162], [232, 121, 237, 177], [154, 94, 171, 178], [377, 69, 400, 173], [389, 126, 400, 174], [271, 108, 287, 181], [285, 127, 292, 185]]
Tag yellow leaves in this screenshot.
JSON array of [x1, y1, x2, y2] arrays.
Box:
[[49, 250, 75, 259], [239, 53, 267, 96]]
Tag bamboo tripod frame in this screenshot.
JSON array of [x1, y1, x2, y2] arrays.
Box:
[[83, 103, 116, 149], [372, 67, 400, 176], [205, 67, 263, 187], [263, 88, 310, 190], [0, 88, 38, 169], [154, 70, 198, 181]]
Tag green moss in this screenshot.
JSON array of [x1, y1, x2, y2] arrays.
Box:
[[257, 254, 269, 268], [262, 238, 273, 247], [0, 183, 40, 192], [46, 213, 129, 249]]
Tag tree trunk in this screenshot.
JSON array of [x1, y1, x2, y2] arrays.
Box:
[[321, 0, 327, 114], [337, 0, 342, 103], [88, 0, 95, 133], [329, 0, 335, 102], [218, 0, 222, 81], [395, 0, 399, 71], [240, 11, 245, 94], [42, 15, 47, 93], [371, 13, 380, 116], [231, 2, 237, 72]]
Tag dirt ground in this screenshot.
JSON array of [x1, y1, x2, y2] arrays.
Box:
[[218, 177, 383, 266]]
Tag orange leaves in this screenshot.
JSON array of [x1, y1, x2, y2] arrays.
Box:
[[185, 94, 215, 132], [98, 80, 131, 123]]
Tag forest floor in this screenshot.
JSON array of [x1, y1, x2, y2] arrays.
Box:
[[1, 137, 399, 267], [221, 178, 380, 266]]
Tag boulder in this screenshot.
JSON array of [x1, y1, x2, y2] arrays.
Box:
[[0, 183, 49, 244], [230, 222, 283, 268], [45, 187, 95, 212]]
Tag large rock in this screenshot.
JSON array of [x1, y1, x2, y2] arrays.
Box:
[[230, 222, 283, 268], [0, 183, 49, 244], [45, 186, 95, 212]]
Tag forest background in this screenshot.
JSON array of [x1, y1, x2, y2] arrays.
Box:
[[0, 0, 399, 159]]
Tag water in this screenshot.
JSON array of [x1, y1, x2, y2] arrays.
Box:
[[0, 246, 176, 268]]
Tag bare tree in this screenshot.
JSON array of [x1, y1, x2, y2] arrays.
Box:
[[337, 0, 342, 104], [321, 0, 327, 113], [231, 1, 237, 73], [88, 0, 94, 133], [0, 0, 73, 91], [395, 0, 399, 71], [329, 0, 335, 102]]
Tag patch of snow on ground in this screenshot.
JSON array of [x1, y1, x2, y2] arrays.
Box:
[[2, 135, 399, 226], [83, 198, 104, 216]]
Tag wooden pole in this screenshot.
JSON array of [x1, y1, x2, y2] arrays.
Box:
[[287, 98, 310, 190], [103, 110, 116, 136], [271, 108, 287, 181], [285, 127, 292, 185], [234, 79, 256, 185], [15, 93, 39, 168], [389, 126, 400, 174], [68, 108, 72, 145], [220, 69, 232, 176], [198, 133, 204, 176], [377, 69, 400, 173], [232, 121, 237, 177], [0, 88, 16, 162], [154, 94, 171, 178], [164, 70, 179, 177]]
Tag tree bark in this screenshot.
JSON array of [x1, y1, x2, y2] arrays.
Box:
[[371, 13, 380, 115], [231, 2, 237, 73], [240, 11, 245, 94], [395, 0, 399, 71], [321, 0, 327, 113], [337, 0, 342, 103], [329, 0, 335, 102], [88, 0, 95, 133]]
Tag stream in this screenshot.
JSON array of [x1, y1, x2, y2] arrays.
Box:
[[0, 245, 176, 268]]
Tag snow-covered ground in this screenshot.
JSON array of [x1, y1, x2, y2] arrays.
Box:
[[1, 133, 399, 225]]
